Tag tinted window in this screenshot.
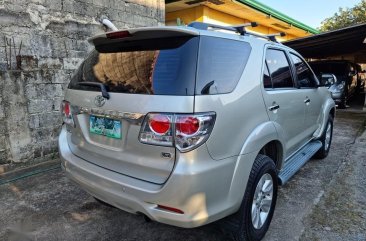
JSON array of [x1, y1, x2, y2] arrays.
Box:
[[265, 49, 294, 88], [290, 54, 317, 88], [263, 63, 272, 88], [196, 37, 251, 94], [68, 37, 199, 95]]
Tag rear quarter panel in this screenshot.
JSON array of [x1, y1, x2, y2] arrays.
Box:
[[312, 88, 335, 138], [194, 39, 271, 160]]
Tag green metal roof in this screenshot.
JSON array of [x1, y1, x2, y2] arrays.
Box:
[[235, 0, 320, 34]]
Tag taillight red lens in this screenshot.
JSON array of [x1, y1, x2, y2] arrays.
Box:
[[176, 117, 200, 135], [63, 101, 70, 117], [61, 100, 75, 127], [148, 115, 171, 135]]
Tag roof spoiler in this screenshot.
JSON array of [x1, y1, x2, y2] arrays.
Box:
[[88, 27, 199, 52]]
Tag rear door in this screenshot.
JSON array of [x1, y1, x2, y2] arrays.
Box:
[[261, 48, 307, 159], [289, 53, 322, 139], [65, 34, 199, 184]]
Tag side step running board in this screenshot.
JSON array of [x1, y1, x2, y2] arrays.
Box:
[[278, 141, 322, 185]]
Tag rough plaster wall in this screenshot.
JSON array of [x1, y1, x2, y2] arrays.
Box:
[[0, 0, 165, 169]]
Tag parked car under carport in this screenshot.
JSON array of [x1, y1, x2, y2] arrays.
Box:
[[285, 23, 366, 108]]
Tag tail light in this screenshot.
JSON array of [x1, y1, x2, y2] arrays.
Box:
[[60, 100, 75, 127], [139, 112, 216, 152], [139, 114, 174, 147]]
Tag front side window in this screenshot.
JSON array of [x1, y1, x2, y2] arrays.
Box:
[[290, 53, 317, 88], [265, 49, 294, 88]]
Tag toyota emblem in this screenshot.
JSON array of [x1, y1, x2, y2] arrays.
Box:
[[94, 95, 106, 107]]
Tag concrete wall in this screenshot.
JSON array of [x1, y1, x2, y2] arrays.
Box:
[[0, 0, 165, 171]]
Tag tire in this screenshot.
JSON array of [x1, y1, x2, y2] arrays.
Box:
[[314, 115, 333, 159], [338, 98, 346, 109], [221, 154, 278, 241]]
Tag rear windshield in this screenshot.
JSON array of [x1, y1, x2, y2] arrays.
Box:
[[68, 36, 251, 96]]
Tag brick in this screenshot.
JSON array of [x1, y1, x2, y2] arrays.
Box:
[[51, 70, 70, 84], [29, 114, 40, 129], [45, 0, 62, 11], [0, 150, 9, 164], [0, 121, 6, 135], [0, 136, 6, 150], [0, 102, 4, 118], [63, 58, 83, 70], [38, 58, 63, 69], [28, 99, 54, 113]]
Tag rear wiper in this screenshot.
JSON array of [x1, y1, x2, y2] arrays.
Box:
[[78, 82, 110, 99], [201, 81, 215, 95]]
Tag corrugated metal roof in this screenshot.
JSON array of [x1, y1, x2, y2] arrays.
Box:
[[284, 23, 366, 62]]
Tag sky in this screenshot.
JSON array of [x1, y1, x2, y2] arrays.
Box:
[[257, 0, 362, 29]]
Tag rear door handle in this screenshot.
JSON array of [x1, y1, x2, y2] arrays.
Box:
[[304, 98, 310, 104], [268, 104, 280, 111]]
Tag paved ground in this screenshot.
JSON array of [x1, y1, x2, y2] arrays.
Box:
[[0, 95, 365, 241]]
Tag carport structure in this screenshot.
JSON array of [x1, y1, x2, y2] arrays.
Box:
[[284, 23, 366, 63]]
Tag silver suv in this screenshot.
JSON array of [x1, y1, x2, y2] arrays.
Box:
[[59, 22, 335, 241]]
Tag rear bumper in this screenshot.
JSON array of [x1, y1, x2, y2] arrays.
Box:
[[58, 126, 241, 228]]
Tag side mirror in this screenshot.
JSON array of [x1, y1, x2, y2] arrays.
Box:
[[320, 73, 337, 87]]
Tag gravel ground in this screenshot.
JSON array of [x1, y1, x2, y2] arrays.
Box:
[[0, 108, 365, 241], [300, 114, 366, 241]]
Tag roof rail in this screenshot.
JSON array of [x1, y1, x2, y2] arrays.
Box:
[[266, 32, 286, 43], [188, 22, 286, 43], [188, 21, 258, 35]]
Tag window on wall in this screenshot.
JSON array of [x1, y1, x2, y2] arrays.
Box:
[[265, 49, 294, 88], [290, 53, 317, 88]]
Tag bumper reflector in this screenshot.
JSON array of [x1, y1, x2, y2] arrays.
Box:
[[157, 205, 184, 214]]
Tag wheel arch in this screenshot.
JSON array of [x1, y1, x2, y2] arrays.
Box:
[[314, 98, 336, 139], [227, 122, 284, 210], [258, 140, 284, 171]]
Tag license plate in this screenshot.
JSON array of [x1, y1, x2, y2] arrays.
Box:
[[89, 115, 122, 139]]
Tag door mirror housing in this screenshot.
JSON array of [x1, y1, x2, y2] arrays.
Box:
[[319, 73, 337, 87]]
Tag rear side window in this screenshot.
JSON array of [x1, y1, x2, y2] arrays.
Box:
[[68, 37, 199, 96], [265, 49, 294, 88], [290, 53, 317, 88], [196, 37, 251, 94]]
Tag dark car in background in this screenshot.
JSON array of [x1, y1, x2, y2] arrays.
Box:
[[309, 60, 359, 108], [356, 64, 365, 93]]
